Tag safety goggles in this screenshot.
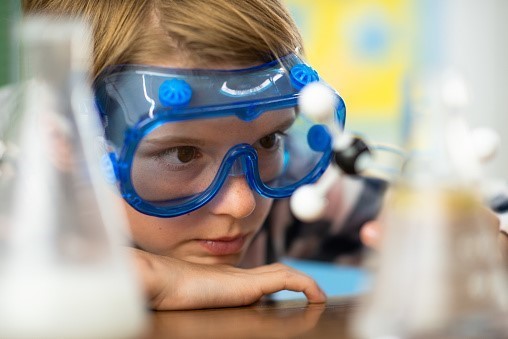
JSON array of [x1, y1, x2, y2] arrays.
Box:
[[94, 53, 345, 217]]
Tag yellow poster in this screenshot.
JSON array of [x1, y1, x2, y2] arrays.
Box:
[[285, 0, 414, 144]]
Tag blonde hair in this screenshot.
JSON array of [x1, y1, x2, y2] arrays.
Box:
[[22, 0, 304, 78]]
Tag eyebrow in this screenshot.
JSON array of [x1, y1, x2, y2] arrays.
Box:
[[259, 110, 296, 136], [272, 115, 296, 132], [141, 112, 296, 147], [142, 135, 207, 147]]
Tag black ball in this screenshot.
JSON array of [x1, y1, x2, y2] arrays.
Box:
[[333, 136, 370, 175]]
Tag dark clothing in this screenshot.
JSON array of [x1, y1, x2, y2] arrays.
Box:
[[241, 176, 388, 267]]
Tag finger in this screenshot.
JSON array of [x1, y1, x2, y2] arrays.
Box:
[[360, 220, 381, 249], [256, 269, 326, 303]]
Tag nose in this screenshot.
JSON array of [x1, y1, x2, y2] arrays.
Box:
[[207, 174, 257, 219], [229, 156, 246, 176]]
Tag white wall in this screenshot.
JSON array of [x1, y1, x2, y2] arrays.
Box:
[[441, 0, 508, 179]]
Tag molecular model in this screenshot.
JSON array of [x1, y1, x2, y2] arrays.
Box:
[[290, 82, 371, 222]]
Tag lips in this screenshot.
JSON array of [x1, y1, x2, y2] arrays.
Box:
[[198, 235, 247, 255]]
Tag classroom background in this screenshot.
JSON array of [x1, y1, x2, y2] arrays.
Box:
[[0, 0, 413, 146], [285, 0, 415, 147], [1, 0, 507, 179]]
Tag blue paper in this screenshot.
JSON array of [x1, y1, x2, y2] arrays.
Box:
[[270, 258, 371, 300]]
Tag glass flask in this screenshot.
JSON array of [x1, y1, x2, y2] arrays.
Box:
[[352, 73, 508, 339], [0, 17, 146, 338]]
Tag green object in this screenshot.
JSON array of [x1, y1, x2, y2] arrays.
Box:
[[0, 0, 20, 86]]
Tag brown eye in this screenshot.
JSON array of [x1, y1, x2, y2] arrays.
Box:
[[259, 134, 277, 149], [176, 146, 198, 163]]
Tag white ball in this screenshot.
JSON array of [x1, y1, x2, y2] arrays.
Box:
[[298, 82, 337, 122], [289, 185, 327, 222], [471, 127, 500, 162], [333, 132, 354, 151], [354, 151, 373, 174]]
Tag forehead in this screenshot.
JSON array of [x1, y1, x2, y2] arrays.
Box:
[[96, 53, 312, 151]]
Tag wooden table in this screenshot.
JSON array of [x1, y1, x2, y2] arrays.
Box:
[[141, 297, 359, 338], [137, 239, 508, 338]]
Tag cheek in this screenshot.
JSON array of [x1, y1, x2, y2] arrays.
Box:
[[123, 201, 188, 256], [122, 196, 274, 258]]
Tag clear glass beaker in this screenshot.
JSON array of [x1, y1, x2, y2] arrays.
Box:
[[0, 17, 146, 338]]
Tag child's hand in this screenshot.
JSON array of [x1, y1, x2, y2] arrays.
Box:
[[128, 249, 326, 311], [359, 220, 381, 250]]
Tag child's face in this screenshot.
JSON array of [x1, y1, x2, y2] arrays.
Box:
[[122, 60, 290, 266], [97, 54, 345, 265], [125, 187, 273, 266]]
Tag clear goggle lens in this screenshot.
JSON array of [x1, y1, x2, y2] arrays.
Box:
[[130, 107, 330, 211]]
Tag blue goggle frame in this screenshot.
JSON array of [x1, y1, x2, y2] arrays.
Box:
[[94, 53, 346, 217]]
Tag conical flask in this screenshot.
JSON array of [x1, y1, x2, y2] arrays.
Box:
[[352, 72, 508, 338], [0, 17, 146, 338]]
